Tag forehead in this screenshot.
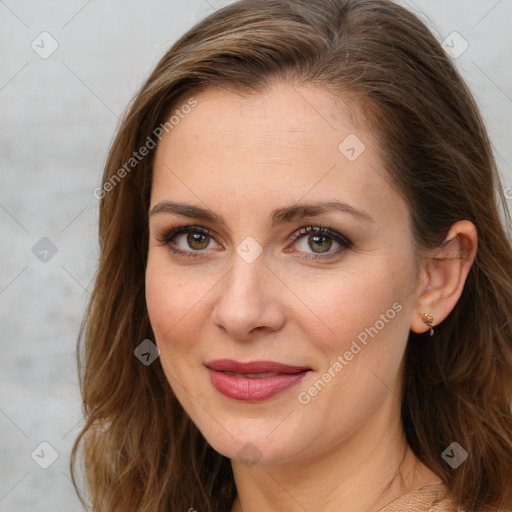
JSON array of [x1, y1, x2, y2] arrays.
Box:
[[151, 81, 404, 225], [158, 82, 362, 161]]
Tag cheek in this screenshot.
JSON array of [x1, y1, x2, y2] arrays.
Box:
[[293, 273, 410, 427], [309, 259, 414, 400], [145, 253, 208, 401], [145, 250, 224, 366], [145, 266, 174, 339], [145, 252, 198, 348], [300, 264, 407, 356]]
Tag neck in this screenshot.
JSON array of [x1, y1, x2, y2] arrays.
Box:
[[229, 392, 442, 512]]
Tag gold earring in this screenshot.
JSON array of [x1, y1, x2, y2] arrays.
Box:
[[421, 313, 435, 336]]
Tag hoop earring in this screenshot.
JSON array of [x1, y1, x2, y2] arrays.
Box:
[[421, 313, 435, 336]]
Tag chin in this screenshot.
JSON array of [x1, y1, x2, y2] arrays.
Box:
[[193, 414, 317, 466]]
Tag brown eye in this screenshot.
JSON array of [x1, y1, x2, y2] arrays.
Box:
[[290, 225, 352, 260], [158, 226, 221, 258], [307, 234, 332, 253], [186, 232, 211, 250], [295, 233, 339, 255]]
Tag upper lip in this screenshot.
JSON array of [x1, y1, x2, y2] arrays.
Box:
[[205, 359, 310, 374]]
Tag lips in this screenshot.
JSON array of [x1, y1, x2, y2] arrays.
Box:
[[205, 359, 311, 401]]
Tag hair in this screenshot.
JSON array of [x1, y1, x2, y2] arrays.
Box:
[[71, 0, 512, 510]]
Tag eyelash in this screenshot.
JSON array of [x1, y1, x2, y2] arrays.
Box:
[[155, 224, 353, 261]]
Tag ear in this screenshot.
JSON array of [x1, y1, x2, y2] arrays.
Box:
[[410, 220, 478, 335]]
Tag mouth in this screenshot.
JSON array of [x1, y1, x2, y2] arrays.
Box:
[[204, 359, 311, 402], [223, 371, 281, 378]]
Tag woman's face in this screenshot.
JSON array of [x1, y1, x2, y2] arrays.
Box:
[[146, 81, 420, 465]]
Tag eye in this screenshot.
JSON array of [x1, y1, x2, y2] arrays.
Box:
[[287, 225, 352, 260], [156, 225, 221, 259], [155, 224, 352, 261]]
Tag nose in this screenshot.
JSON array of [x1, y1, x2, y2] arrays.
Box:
[[211, 253, 286, 341]]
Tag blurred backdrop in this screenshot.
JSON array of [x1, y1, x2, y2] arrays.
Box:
[[1, 1, 511, 510]]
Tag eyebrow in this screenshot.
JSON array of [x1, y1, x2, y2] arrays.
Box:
[[149, 200, 374, 228]]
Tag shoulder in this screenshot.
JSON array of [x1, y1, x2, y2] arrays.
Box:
[[378, 483, 452, 512], [418, 489, 511, 512], [426, 499, 463, 512], [378, 483, 512, 512]]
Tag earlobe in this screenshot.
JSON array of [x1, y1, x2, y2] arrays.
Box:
[[410, 220, 478, 335]]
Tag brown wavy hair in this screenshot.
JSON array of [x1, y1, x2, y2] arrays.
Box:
[[71, 0, 512, 510]]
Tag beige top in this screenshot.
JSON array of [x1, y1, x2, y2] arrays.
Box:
[[377, 483, 460, 512]]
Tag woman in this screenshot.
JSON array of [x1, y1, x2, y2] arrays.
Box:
[[72, 0, 512, 510]]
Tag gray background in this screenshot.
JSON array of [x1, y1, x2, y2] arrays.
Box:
[[1, 1, 511, 510]]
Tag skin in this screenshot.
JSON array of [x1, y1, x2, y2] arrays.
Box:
[[145, 80, 477, 512]]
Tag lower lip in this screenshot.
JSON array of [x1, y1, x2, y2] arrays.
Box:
[[206, 368, 309, 402]]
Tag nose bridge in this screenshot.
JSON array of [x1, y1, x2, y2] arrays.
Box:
[[224, 230, 267, 295], [222, 251, 266, 311], [212, 249, 284, 337]]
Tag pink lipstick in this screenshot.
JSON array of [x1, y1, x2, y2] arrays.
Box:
[[205, 359, 310, 402]]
